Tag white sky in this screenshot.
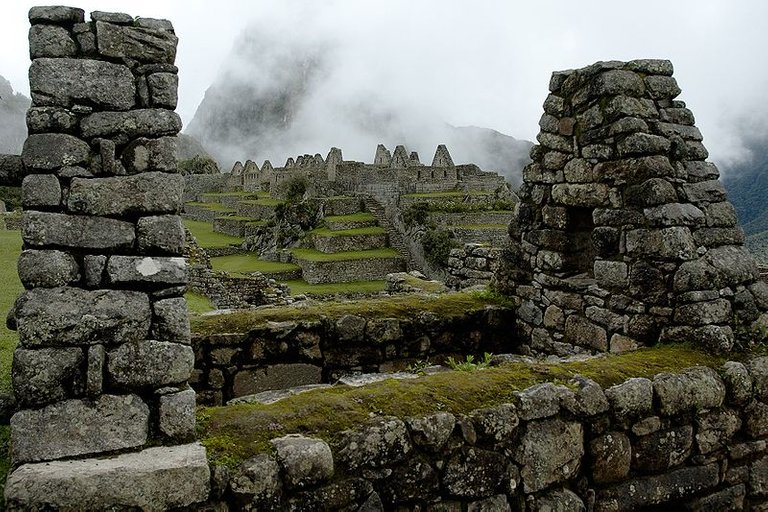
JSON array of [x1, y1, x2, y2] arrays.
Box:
[[1, 0, 767, 168]]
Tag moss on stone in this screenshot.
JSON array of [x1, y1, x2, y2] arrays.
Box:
[[191, 291, 505, 335], [309, 226, 387, 237], [284, 280, 387, 296], [291, 248, 400, 262], [197, 344, 726, 467]]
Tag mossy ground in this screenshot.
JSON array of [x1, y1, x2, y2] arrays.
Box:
[[291, 247, 400, 262], [284, 279, 387, 296], [210, 254, 300, 276], [183, 219, 243, 249], [198, 344, 727, 467], [185, 291, 216, 315], [191, 291, 506, 335]]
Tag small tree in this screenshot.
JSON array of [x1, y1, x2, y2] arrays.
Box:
[[178, 155, 220, 175]]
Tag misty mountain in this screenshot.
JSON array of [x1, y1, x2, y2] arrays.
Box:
[[0, 75, 30, 154], [186, 23, 532, 184], [176, 133, 217, 163]]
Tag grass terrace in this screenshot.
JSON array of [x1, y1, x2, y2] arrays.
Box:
[[183, 219, 243, 248], [309, 226, 387, 237], [239, 197, 284, 207], [323, 212, 376, 222], [291, 247, 400, 262], [210, 254, 300, 276], [185, 201, 237, 212], [402, 190, 489, 198], [200, 191, 261, 199], [198, 344, 727, 467]]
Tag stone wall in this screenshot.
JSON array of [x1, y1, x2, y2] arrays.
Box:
[[504, 59, 768, 356], [4, 7, 209, 510], [447, 243, 502, 289], [202, 356, 768, 511], [183, 173, 230, 202], [192, 305, 517, 405]]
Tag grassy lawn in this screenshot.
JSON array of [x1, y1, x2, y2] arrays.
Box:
[[284, 279, 386, 296], [185, 292, 215, 315], [192, 291, 510, 335], [240, 198, 283, 206], [324, 212, 375, 222], [201, 192, 260, 199], [183, 219, 243, 249], [309, 226, 386, 237], [0, 229, 22, 499], [291, 247, 400, 262], [198, 344, 726, 467], [214, 216, 262, 223], [210, 254, 300, 276]]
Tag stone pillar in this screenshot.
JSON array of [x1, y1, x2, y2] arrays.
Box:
[[506, 59, 768, 355], [5, 6, 209, 509]]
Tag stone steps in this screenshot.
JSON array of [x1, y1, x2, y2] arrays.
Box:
[[362, 196, 412, 263], [292, 248, 406, 284]]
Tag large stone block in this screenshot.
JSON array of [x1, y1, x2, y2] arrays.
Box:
[[12, 347, 84, 407], [152, 297, 191, 343], [590, 432, 631, 483], [551, 183, 612, 207], [22, 133, 90, 171], [68, 172, 184, 216], [233, 364, 323, 398], [122, 136, 178, 173], [106, 256, 187, 286], [158, 389, 196, 441], [80, 109, 182, 140], [28, 24, 77, 58], [674, 299, 732, 325], [107, 340, 194, 389], [336, 417, 411, 471], [514, 418, 583, 493], [96, 21, 178, 63], [28, 6, 85, 24], [147, 73, 179, 109], [625, 226, 697, 260], [442, 447, 509, 499], [22, 211, 135, 250], [11, 394, 149, 463], [632, 425, 693, 473], [25, 107, 78, 135], [17, 249, 80, 288], [271, 435, 334, 490], [29, 58, 135, 111], [564, 315, 608, 351], [705, 245, 759, 287], [5, 443, 210, 510], [12, 287, 150, 347], [21, 174, 61, 208], [653, 367, 725, 416], [137, 215, 186, 255], [605, 377, 653, 421]]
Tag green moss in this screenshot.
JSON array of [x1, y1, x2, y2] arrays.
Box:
[[183, 220, 243, 249], [324, 212, 375, 222], [284, 280, 387, 296], [309, 226, 387, 237], [291, 248, 400, 262], [210, 255, 300, 276], [198, 344, 726, 466], [240, 198, 283, 207], [399, 274, 447, 294], [191, 291, 505, 335]]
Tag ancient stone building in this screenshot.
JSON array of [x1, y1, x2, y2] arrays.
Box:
[[4, 7, 208, 509], [505, 59, 768, 355]]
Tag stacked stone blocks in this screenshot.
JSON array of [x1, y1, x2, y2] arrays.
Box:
[[508, 59, 768, 355], [5, 6, 208, 509]]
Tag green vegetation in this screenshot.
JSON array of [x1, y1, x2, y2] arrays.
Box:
[[185, 202, 237, 212], [455, 224, 509, 230], [183, 219, 243, 249], [309, 226, 386, 237], [277, 176, 308, 203], [324, 212, 375, 223], [185, 292, 215, 315], [421, 228, 456, 266], [0, 187, 21, 211], [447, 352, 493, 371], [178, 155, 220, 175], [210, 254, 300, 276], [284, 280, 387, 296], [403, 202, 431, 227], [291, 247, 400, 262], [240, 197, 283, 207], [198, 344, 726, 466], [201, 191, 260, 199], [402, 190, 489, 198], [191, 291, 506, 335], [0, 230, 22, 394]]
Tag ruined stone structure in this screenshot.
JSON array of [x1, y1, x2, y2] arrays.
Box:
[[505, 60, 768, 355], [227, 143, 508, 204], [4, 7, 208, 509]]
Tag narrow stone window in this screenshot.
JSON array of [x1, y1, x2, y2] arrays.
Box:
[[566, 207, 595, 275]]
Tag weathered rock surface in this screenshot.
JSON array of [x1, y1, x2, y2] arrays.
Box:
[[5, 443, 210, 511], [96, 21, 178, 63], [229, 454, 283, 511], [514, 418, 584, 493], [336, 416, 411, 471], [158, 389, 196, 441], [22, 211, 135, 250], [406, 412, 456, 451], [107, 340, 194, 388], [80, 109, 182, 139], [68, 172, 184, 216], [17, 250, 79, 288], [12, 287, 151, 346], [11, 394, 149, 463], [270, 434, 334, 489], [12, 347, 84, 407], [21, 133, 90, 171], [106, 256, 187, 286]]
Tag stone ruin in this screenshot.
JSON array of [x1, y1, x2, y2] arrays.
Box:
[[504, 59, 768, 355], [4, 6, 209, 509]]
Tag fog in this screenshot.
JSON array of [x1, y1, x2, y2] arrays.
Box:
[[1, 1, 767, 175]]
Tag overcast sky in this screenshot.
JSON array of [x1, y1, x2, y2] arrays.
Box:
[[1, 0, 767, 170]]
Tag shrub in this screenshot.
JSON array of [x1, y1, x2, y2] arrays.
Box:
[[278, 176, 308, 203], [403, 202, 431, 227], [178, 155, 220, 175], [421, 228, 455, 266]]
